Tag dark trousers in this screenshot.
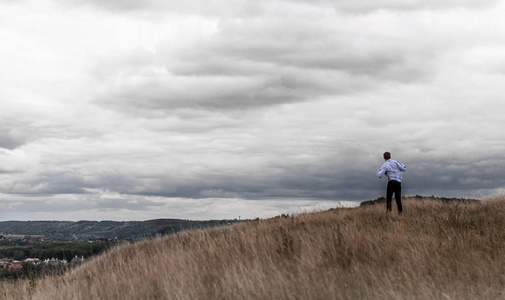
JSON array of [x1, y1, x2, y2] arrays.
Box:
[[386, 180, 402, 214]]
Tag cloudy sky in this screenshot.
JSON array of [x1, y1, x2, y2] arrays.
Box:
[[1, 0, 505, 221]]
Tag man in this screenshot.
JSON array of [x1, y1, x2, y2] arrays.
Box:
[[377, 152, 406, 214]]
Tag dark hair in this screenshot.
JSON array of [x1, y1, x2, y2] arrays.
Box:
[[383, 152, 391, 160]]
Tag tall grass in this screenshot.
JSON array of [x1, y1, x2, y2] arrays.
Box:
[[3, 196, 505, 299]]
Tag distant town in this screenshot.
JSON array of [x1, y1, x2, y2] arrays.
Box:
[[0, 218, 244, 279], [0, 234, 99, 279], [1, 255, 85, 271]]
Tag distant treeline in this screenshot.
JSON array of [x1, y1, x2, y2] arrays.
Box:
[[0, 219, 243, 241]]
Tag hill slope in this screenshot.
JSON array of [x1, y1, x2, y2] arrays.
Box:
[[2, 196, 505, 299]]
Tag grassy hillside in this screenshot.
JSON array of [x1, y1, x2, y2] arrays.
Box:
[[2, 196, 505, 299]]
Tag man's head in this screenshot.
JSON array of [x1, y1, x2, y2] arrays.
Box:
[[383, 152, 391, 160]]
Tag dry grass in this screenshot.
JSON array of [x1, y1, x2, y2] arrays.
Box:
[[3, 196, 505, 299]]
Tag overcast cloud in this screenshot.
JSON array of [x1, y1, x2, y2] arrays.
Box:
[[1, 0, 505, 221]]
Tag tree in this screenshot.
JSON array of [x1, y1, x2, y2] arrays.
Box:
[[29, 249, 41, 259], [13, 250, 25, 261]]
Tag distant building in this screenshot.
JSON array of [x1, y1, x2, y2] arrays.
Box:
[[43, 258, 68, 265], [8, 263, 23, 271], [0, 259, 9, 268], [24, 258, 41, 264], [71, 255, 85, 264]]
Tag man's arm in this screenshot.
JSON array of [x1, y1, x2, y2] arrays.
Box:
[[377, 165, 386, 178], [396, 161, 406, 172]]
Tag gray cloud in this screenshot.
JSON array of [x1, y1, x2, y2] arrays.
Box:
[[1, 0, 505, 221], [61, 0, 501, 14], [95, 9, 436, 114], [0, 129, 25, 150], [100, 74, 311, 111], [326, 0, 501, 13], [10, 151, 505, 203], [0, 195, 166, 216]]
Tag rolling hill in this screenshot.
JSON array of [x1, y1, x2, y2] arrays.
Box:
[[1, 195, 504, 299]]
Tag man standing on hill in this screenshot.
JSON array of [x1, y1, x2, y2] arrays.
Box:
[[377, 152, 406, 214]]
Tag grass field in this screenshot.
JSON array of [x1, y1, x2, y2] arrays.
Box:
[[2, 196, 504, 299]]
